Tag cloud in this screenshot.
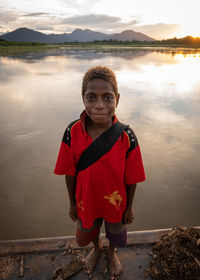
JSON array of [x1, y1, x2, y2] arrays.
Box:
[[23, 12, 51, 17], [63, 14, 121, 25], [0, 6, 64, 34], [0, 6, 21, 34], [60, 15, 179, 39], [0, 6, 181, 39], [61, 14, 139, 32], [133, 23, 181, 40], [0, 8, 19, 24]]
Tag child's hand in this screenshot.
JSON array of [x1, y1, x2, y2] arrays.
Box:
[[69, 203, 78, 221], [123, 207, 134, 224]]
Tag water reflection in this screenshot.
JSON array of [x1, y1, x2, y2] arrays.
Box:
[[0, 49, 200, 240]]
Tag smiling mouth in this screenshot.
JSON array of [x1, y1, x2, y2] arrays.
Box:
[[93, 113, 106, 116]]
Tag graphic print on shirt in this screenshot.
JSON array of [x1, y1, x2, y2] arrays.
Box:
[[54, 112, 146, 229], [104, 190, 122, 210], [77, 201, 85, 211]]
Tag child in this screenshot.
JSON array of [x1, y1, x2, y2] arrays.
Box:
[[54, 65, 146, 280]]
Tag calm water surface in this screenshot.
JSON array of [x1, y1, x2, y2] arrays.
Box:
[[0, 48, 200, 240]]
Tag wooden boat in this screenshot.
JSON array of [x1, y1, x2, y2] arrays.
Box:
[[0, 227, 198, 279]]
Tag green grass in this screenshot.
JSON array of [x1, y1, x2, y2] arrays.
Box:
[[0, 44, 61, 55]]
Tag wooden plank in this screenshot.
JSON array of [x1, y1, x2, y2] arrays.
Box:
[[0, 227, 199, 255], [0, 228, 171, 255]]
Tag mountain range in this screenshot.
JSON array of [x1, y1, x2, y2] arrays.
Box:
[[0, 27, 155, 43]]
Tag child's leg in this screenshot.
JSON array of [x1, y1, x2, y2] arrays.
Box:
[[76, 218, 103, 277], [76, 218, 102, 247], [107, 242, 123, 280], [105, 221, 127, 280], [83, 235, 103, 276]]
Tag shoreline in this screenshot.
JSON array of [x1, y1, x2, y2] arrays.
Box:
[[1, 44, 200, 55]]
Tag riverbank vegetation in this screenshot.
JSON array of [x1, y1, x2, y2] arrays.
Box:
[[0, 36, 200, 55], [0, 40, 60, 54], [62, 36, 200, 47]]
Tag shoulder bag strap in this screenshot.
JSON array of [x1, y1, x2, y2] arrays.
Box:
[[77, 121, 128, 172]]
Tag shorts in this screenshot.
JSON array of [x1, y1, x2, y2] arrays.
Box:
[[76, 218, 127, 247]]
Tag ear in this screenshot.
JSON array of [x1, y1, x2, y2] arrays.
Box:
[[116, 93, 120, 107]]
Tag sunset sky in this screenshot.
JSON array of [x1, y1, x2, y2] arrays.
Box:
[[0, 0, 199, 39]]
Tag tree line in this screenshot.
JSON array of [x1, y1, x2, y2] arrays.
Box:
[[160, 36, 200, 46], [1, 36, 200, 47], [0, 39, 45, 46]]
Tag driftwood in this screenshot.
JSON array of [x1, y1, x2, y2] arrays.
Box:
[[52, 257, 83, 280], [144, 226, 200, 280], [18, 254, 24, 277]]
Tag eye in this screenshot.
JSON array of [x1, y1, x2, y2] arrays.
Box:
[[86, 95, 96, 101], [104, 95, 113, 101]]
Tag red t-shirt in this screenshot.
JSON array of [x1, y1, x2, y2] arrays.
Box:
[[54, 111, 146, 229]]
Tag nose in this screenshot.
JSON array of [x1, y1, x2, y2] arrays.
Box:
[[95, 98, 105, 109]]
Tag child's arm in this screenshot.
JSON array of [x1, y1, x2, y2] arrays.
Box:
[[123, 184, 137, 224], [65, 175, 77, 221]]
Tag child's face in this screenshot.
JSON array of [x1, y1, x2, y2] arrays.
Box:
[[83, 79, 119, 125]]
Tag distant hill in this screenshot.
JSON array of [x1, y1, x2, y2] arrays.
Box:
[[110, 30, 154, 41], [67, 28, 111, 42], [0, 27, 155, 43], [0, 28, 52, 43]]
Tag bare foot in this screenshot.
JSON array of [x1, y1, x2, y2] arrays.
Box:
[[82, 244, 102, 277], [107, 248, 123, 280]]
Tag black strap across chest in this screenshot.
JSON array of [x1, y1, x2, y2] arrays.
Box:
[[76, 121, 129, 172]]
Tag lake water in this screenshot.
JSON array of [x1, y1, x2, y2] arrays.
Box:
[[0, 48, 200, 240]]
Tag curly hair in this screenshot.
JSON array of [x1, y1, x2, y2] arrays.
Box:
[[82, 65, 118, 96]]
